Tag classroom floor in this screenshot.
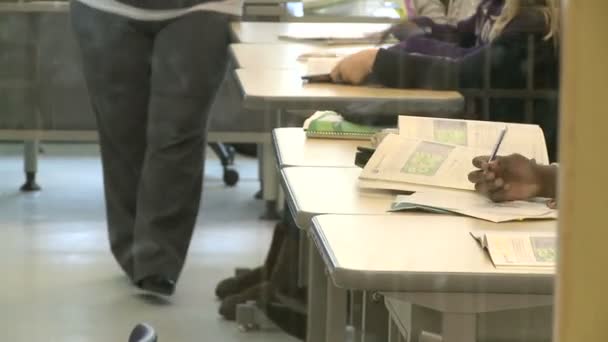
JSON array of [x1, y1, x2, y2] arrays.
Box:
[[0, 143, 297, 342]]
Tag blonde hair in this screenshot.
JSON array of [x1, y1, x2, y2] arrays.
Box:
[[488, 0, 560, 42]]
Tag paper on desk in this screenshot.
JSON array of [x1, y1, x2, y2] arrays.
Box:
[[471, 231, 557, 268], [303, 57, 341, 76], [398, 116, 549, 164], [360, 134, 485, 190], [391, 191, 557, 223]]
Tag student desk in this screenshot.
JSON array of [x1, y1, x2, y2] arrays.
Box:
[[272, 132, 373, 322], [230, 21, 392, 43], [280, 166, 399, 342], [280, 167, 398, 229], [310, 214, 556, 342], [272, 128, 370, 168], [236, 68, 464, 212], [235, 68, 464, 115]]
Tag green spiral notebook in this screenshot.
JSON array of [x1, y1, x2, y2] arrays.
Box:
[[303, 111, 379, 140]]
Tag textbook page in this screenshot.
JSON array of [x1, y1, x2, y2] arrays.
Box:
[[398, 116, 549, 164], [360, 134, 485, 190], [472, 231, 557, 268], [392, 191, 557, 223]]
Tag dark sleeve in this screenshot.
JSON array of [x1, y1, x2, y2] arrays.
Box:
[[371, 41, 488, 90], [372, 9, 551, 90], [388, 35, 476, 59]]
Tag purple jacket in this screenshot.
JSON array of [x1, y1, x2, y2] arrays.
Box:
[[372, 0, 556, 90]]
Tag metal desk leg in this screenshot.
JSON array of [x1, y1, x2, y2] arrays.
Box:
[[326, 278, 347, 342], [21, 140, 41, 192], [276, 186, 285, 214], [351, 291, 364, 342], [362, 291, 389, 342], [442, 313, 476, 342], [297, 230, 309, 288], [260, 139, 278, 219], [307, 238, 328, 342], [260, 109, 283, 220], [388, 316, 403, 342]]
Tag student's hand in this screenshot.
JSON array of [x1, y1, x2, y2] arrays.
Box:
[[330, 49, 379, 85], [468, 154, 542, 202]]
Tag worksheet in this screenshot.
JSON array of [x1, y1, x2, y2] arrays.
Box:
[[391, 191, 557, 222], [471, 231, 557, 268]]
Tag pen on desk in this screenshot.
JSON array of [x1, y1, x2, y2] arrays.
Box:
[[489, 127, 508, 162], [301, 74, 333, 83]]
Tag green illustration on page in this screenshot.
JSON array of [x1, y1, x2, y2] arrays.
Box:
[[401, 141, 454, 176], [530, 236, 557, 263], [433, 120, 468, 146]]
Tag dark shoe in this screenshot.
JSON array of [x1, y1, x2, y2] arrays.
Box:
[[215, 222, 288, 299], [266, 304, 307, 340], [136, 275, 176, 296], [219, 281, 274, 321], [215, 266, 266, 300]]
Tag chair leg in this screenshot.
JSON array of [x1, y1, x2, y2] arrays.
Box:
[[208, 142, 239, 186], [21, 140, 41, 192]]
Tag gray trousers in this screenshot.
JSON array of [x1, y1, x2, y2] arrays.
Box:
[[70, 1, 231, 283]]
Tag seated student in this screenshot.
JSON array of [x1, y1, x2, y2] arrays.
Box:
[[468, 154, 558, 207], [332, 0, 559, 86], [331, 0, 561, 160]]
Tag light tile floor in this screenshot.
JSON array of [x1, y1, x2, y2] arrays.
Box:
[[0, 143, 296, 342]]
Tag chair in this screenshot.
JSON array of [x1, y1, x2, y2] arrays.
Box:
[[460, 22, 559, 160], [128, 323, 158, 342]]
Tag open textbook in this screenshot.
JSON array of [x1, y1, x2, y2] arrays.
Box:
[[359, 116, 549, 192], [471, 231, 557, 269], [390, 191, 557, 223], [398, 116, 549, 164]]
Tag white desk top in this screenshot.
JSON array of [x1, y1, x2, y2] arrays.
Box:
[[273, 128, 371, 168], [281, 167, 399, 228], [230, 21, 391, 43], [230, 43, 369, 74], [235, 69, 464, 115], [310, 214, 556, 294]]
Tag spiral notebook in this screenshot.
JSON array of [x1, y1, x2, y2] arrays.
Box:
[[303, 111, 379, 140]]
